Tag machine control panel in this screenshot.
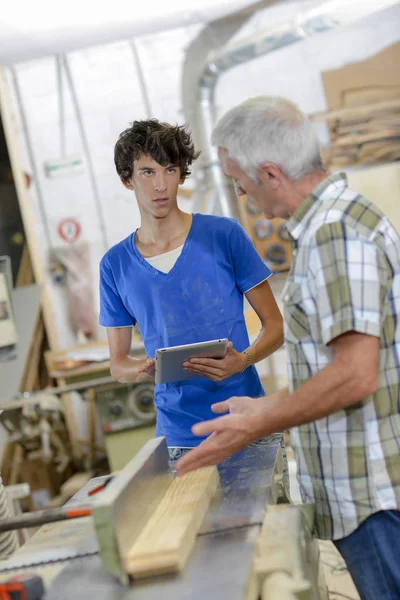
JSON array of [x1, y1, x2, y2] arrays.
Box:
[[96, 382, 156, 433]]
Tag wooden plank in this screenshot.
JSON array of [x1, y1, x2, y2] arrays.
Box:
[[125, 466, 219, 578], [16, 244, 34, 287], [45, 338, 144, 379], [60, 389, 83, 462], [334, 128, 400, 147], [358, 140, 400, 162], [336, 114, 400, 136], [52, 361, 112, 380], [20, 317, 44, 391], [309, 98, 400, 123], [0, 68, 59, 349], [45, 343, 112, 380], [9, 444, 23, 486], [87, 388, 97, 469], [1, 442, 16, 486]]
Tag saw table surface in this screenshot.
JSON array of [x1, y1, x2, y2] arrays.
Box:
[[0, 440, 281, 599]]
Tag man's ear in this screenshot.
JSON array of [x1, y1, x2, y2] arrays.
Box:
[[121, 178, 134, 191], [179, 176, 186, 185], [257, 163, 283, 190]]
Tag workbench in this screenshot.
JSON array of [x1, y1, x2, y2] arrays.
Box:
[[45, 341, 156, 470], [0, 441, 289, 599]]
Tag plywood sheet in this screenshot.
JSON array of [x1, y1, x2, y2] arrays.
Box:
[[322, 42, 400, 110]]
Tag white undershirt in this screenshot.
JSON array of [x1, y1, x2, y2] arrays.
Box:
[[145, 245, 184, 274]]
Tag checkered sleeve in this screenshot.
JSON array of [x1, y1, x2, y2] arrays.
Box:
[[310, 221, 385, 346]]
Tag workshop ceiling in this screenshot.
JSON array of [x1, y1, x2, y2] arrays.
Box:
[[0, 0, 267, 64]]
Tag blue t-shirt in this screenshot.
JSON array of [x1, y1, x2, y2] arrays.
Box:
[[99, 213, 272, 446]]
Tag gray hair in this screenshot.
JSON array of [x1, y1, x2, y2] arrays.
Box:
[[212, 96, 323, 182]]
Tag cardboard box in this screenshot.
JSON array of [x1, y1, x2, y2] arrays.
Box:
[[321, 42, 400, 169], [322, 42, 400, 110]]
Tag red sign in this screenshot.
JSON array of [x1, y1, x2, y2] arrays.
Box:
[[57, 218, 81, 243]]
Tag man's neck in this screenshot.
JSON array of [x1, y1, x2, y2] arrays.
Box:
[[286, 170, 328, 215], [136, 207, 192, 255]]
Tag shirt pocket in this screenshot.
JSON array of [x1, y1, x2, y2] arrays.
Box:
[[282, 281, 309, 343]]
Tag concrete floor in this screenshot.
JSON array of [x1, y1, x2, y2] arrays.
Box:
[[287, 449, 360, 600]]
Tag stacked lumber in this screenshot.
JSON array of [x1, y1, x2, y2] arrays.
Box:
[[311, 98, 400, 172]]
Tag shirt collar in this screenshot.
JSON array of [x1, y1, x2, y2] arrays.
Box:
[[286, 172, 348, 241]]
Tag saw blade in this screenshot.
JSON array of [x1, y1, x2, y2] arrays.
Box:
[[0, 515, 98, 573], [0, 549, 99, 572]]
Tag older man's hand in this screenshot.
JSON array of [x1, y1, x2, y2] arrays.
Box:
[[175, 392, 287, 476], [175, 412, 261, 476]]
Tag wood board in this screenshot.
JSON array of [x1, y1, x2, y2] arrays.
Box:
[[125, 466, 219, 579], [0, 69, 59, 350], [317, 42, 400, 172]]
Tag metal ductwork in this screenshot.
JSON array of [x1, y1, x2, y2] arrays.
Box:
[[181, 1, 276, 220], [197, 0, 398, 220]]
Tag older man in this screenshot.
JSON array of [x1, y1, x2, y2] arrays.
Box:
[[176, 96, 400, 600]]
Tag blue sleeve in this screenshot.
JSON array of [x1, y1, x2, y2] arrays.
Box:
[[99, 256, 136, 327], [229, 221, 272, 293]]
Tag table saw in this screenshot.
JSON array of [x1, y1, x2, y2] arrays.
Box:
[[0, 437, 327, 599]]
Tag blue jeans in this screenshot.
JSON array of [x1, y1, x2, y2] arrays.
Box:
[[334, 510, 400, 600], [168, 432, 290, 500]]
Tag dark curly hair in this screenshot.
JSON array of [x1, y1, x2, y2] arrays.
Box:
[[114, 119, 200, 183]]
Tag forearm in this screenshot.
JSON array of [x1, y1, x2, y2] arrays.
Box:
[[110, 355, 146, 383], [245, 321, 284, 365], [251, 360, 375, 438]]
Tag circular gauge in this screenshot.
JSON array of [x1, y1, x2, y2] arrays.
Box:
[[266, 244, 286, 265], [278, 222, 290, 241], [245, 198, 262, 215], [255, 218, 273, 240], [128, 384, 156, 423]]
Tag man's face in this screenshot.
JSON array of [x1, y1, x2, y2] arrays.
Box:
[[128, 154, 184, 218], [218, 147, 282, 219]]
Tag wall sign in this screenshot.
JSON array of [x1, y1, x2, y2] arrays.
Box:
[[57, 218, 81, 243]]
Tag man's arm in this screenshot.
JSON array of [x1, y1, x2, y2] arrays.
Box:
[[108, 327, 155, 383], [183, 279, 283, 380], [176, 330, 379, 474], [248, 330, 379, 430]]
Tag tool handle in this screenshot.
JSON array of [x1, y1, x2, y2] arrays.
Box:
[[0, 507, 92, 532]]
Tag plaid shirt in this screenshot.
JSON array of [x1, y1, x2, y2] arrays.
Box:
[[283, 172, 400, 540]]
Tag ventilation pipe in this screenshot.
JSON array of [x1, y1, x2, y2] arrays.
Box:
[[197, 0, 398, 219], [181, 1, 276, 219]]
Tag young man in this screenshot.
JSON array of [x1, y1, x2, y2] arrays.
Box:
[[176, 97, 400, 600], [99, 119, 285, 464]]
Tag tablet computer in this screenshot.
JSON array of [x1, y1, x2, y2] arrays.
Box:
[[155, 338, 228, 384]]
